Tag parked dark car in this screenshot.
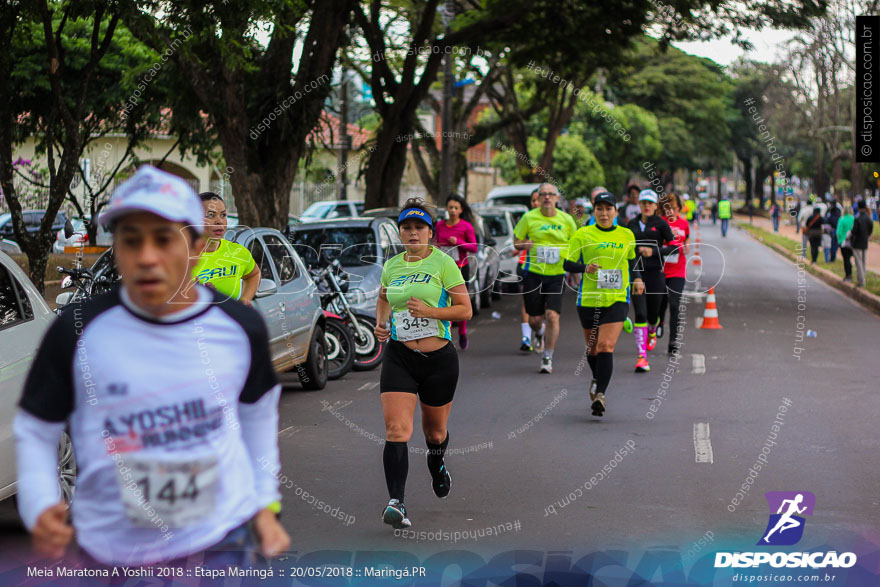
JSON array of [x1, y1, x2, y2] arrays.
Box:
[[362, 206, 500, 314], [284, 217, 404, 320], [0, 209, 68, 242]]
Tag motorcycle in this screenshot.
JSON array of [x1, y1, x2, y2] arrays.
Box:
[[309, 250, 385, 374], [54, 221, 115, 314]]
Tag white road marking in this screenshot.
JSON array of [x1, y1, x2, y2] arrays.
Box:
[[357, 382, 371, 391], [322, 400, 352, 411], [693, 422, 714, 464], [278, 426, 301, 438], [357, 382, 380, 391], [692, 353, 706, 374]]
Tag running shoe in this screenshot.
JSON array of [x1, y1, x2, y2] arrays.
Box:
[[427, 455, 452, 499], [532, 331, 544, 352], [591, 392, 606, 417], [520, 336, 533, 352], [540, 356, 552, 373], [634, 356, 650, 372], [623, 317, 633, 333], [459, 333, 469, 351], [656, 322, 664, 339], [646, 333, 657, 352], [382, 499, 412, 529], [589, 379, 598, 401]]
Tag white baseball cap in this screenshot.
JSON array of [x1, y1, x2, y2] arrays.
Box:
[[99, 165, 204, 230], [638, 189, 658, 203]]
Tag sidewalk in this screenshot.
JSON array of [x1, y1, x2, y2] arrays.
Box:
[[731, 213, 880, 274]]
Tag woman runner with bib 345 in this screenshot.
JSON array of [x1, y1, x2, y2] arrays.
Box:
[[563, 192, 643, 417], [373, 199, 472, 529]]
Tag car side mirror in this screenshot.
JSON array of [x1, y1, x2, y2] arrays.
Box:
[[485, 237, 497, 247], [55, 292, 73, 307], [63, 219, 75, 239], [255, 278, 277, 298]]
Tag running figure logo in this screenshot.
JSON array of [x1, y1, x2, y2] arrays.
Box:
[[759, 491, 815, 546]]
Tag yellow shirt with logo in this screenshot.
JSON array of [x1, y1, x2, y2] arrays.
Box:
[[513, 208, 578, 276]]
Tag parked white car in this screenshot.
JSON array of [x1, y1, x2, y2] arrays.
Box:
[[53, 217, 112, 253], [478, 205, 528, 289], [0, 251, 75, 503], [301, 200, 365, 222]]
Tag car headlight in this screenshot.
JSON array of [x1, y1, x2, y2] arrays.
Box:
[[345, 288, 367, 306]]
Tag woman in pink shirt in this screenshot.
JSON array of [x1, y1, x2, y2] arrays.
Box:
[[434, 194, 478, 350], [658, 192, 690, 355]]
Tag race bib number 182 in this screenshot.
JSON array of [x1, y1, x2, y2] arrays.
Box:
[[597, 268, 623, 289]]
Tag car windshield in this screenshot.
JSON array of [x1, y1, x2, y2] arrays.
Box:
[[481, 214, 508, 237], [289, 227, 377, 267], [302, 203, 333, 218]]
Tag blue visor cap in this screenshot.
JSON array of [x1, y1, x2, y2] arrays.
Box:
[[397, 207, 432, 226]]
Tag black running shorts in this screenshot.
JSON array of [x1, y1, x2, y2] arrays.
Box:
[[576, 301, 629, 330], [522, 271, 564, 316], [380, 340, 459, 407]]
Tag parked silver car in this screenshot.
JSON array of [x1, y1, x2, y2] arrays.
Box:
[[1, 251, 75, 503], [301, 200, 365, 222], [224, 226, 329, 389]]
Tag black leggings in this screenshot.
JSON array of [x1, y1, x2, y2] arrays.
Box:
[[664, 277, 686, 347], [808, 236, 822, 263], [631, 270, 665, 326]]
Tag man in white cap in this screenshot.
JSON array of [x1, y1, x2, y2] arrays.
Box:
[[14, 165, 290, 568]]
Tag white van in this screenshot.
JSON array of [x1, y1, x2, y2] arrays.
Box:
[[483, 184, 543, 209]]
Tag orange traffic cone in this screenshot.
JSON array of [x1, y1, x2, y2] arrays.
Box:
[[700, 287, 723, 329], [692, 241, 702, 266]]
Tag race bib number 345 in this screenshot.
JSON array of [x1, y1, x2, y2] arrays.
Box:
[[394, 310, 440, 341], [597, 268, 623, 289], [118, 456, 219, 528]]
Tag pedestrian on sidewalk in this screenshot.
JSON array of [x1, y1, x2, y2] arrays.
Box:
[[804, 207, 823, 264], [771, 201, 781, 232], [850, 200, 874, 287], [717, 195, 731, 237], [825, 199, 841, 262], [793, 200, 802, 232], [837, 206, 855, 283]]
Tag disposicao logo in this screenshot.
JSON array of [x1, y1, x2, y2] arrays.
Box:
[[714, 491, 857, 570], [759, 491, 814, 546]]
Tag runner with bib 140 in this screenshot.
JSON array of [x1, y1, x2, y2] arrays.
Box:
[[513, 183, 578, 374], [563, 192, 643, 417], [373, 199, 472, 530]]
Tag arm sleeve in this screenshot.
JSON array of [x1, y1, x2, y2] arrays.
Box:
[[433, 222, 448, 246], [563, 259, 586, 273], [14, 411, 65, 530], [235, 307, 281, 404], [628, 256, 643, 282], [238, 385, 282, 509], [443, 254, 466, 289], [513, 215, 529, 240], [459, 222, 478, 253], [19, 315, 76, 422], [243, 248, 257, 276], [380, 259, 390, 288]]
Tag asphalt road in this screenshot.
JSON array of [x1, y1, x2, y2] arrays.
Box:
[[0, 219, 876, 579], [266, 219, 877, 559]]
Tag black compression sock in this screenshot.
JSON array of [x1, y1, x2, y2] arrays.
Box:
[[587, 353, 597, 376], [383, 441, 408, 501], [595, 352, 614, 394], [426, 433, 449, 473]]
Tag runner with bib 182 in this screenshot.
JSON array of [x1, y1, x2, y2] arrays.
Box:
[[563, 192, 643, 417], [373, 199, 472, 530]]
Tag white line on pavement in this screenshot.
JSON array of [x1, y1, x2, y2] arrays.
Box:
[[693, 422, 714, 464], [692, 353, 706, 374], [322, 400, 353, 411], [278, 426, 301, 438], [357, 382, 371, 391]]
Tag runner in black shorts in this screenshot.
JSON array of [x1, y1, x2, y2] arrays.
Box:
[[513, 184, 578, 374], [564, 192, 643, 416], [374, 198, 472, 530], [517, 189, 541, 352]]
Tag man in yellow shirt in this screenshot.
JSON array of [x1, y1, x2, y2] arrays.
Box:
[[513, 183, 578, 374]]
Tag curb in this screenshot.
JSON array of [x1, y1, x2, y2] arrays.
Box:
[[736, 223, 880, 317]]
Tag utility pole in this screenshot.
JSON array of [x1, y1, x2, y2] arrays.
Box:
[[338, 70, 350, 201], [438, 0, 454, 202]]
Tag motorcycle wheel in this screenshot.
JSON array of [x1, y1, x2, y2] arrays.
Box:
[[325, 317, 356, 380], [351, 316, 386, 371]]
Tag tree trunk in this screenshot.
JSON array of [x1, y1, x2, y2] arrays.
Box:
[[851, 161, 863, 204], [814, 139, 827, 199], [364, 125, 413, 208], [740, 157, 753, 205]]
